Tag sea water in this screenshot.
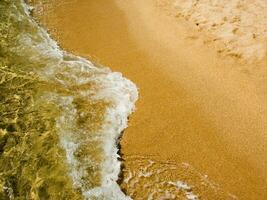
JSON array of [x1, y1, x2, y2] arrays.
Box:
[[0, 0, 137, 199]]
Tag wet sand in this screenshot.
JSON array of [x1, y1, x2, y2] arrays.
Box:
[[34, 0, 267, 199]]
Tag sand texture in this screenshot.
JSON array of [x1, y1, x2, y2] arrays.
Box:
[[170, 0, 267, 62], [33, 0, 267, 199]]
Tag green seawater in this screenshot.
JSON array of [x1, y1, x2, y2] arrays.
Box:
[[0, 0, 123, 199]]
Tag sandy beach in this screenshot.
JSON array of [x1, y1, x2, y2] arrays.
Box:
[[33, 0, 267, 199]]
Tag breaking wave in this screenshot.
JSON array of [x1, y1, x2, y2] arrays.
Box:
[[0, 0, 137, 199]]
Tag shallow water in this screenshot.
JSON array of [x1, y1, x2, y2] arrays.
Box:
[[32, 0, 267, 199], [0, 0, 137, 199]]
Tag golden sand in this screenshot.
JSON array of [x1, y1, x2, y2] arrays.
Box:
[[34, 0, 267, 199]]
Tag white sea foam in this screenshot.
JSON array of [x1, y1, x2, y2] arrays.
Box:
[[121, 156, 238, 199], [16, 1, 138, 199], [168, 181, 199, 200]]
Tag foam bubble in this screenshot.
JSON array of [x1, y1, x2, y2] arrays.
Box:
[[1, 0, 138, 199]]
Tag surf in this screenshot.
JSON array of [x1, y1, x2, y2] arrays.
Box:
[[0, 0, 137, 199]]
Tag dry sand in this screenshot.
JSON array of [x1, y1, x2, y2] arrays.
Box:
[[33, 0, 267, 199], [170, 0, 267, 62]]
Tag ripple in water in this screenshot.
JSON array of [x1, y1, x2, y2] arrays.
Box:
[[0, 0, 137, 199], [120, 156, 238, 200]]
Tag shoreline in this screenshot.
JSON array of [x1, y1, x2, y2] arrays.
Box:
[[34, 0, 267, 199]]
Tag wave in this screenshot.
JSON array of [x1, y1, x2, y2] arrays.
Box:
[[0, 0, 137, 199]]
